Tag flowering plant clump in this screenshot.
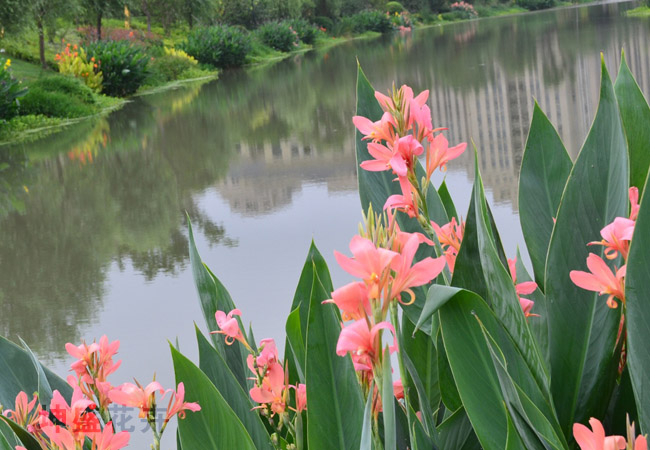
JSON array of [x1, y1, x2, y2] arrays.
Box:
[[55, 41, 103, 93], [0, 335, 199, 450], [2, 53, 650, 450], [0, 57, 27, 121], [450, 1, 479, 18]]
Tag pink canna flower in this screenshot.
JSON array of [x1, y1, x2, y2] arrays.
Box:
[[361, 135, 423, 178], [389, 232, 446, 304], [66, 340, 100, 376], [570, 254, 626, 308], [291, 383, 307, 413], [249, 362, 288, 415], [589, 217, 635, 261], [425, 132, 467, 180], [164, 382, 201, 425], [247, 338, 281, 378], [108, 381, 165, 418], [39, 417, 78, 450], [336, 319, 396, 373], [334, 235, 398, 299], [90, 421, 130, 450], [211, 309, 247, 346], [507, 257, 538, 317], [323, 281, 371, 321], [47, 388, 101, 443], [393, 379, 404, 400], [384, 175, 419, 218], [629, 187, 639, 221], [573, 417, 626, 450], [2, 391, 41, 431], [353, 112, 396, 143], [431, 218, 464, 272]]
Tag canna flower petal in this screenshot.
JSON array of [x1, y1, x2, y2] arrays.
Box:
[[164, 382, 201, 423], [324, 281, 371, 321], [570, 254, 626, 308], [573, 417, 626, 450]]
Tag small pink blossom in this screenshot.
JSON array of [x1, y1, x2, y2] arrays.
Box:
[[507, 257, 538, 317], [334, 235, 398, 299], [353, 112, 396, 143], [393, 379, 404, 400], [589, 217, 635, 261], [425, 132, 467, 180], [629, 187, 639, 221], [91, 421, 130, 450], [384, 175, 419, 218], [291, 383, 307, 413], [164, 382, 201, 424], [211, 309, 247, 345], [108, 381, 165, 419], [431, 218, 464, 272], [573, 417, 626, 450], [249, 362, 287, 415], [336, 320, 396, 373], [570, 254, 626, 308], [323, 281, 371, 321]]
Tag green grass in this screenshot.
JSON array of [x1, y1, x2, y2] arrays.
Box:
[[627, 5, 650, 16], [475, 4, 527, 17], [4, 58, 50, 83]]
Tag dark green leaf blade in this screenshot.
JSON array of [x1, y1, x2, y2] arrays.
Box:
[[196, 327, 274, 450], [171, 344, 257, 450], [624, 170, 650, 435], [305, 266, 364, 450], [615, 51, 650, 191], [518, 103, 572, 289], [187, 217, 248, 390], [545, 59, 628, 432]]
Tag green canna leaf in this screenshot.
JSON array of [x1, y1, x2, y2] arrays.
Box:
[[195, 327, 274, 450], [545, 57, 628, 433], [186, 216, 249, 391], [518, 103, 571, 290], [171, 344, 257, 450], [305, 264, 364, 450], [614, 51, 650, 191], [624, 169, 650, 435]]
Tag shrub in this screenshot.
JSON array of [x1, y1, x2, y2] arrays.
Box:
[[517, 0, 555, 10], [180, 25, 252, 69], [55, 43, 103, 93], [337, 10, 393, 34], [148, 51, 199, 82], [313, 15, 334, 32], [19, 76, 97, 118], [0, 58, 28, 121], [449, 1, 478, 18], [85, 40, 149, 97], [256, 22, 299, 52], [286, 18, 318, 44], [386, 1, 406, 13]]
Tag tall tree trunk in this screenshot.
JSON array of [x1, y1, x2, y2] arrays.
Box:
[[142, 0, 151, 32], [96, 10, 103, 41], [187, 0, 194, 29], [37, 15, 46, 69]]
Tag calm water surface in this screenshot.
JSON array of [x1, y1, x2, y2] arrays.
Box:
[[1, 1, 649, 443]]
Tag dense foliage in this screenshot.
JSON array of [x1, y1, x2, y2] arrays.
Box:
[[335, 10, 393, 34], [517, 0, 556, 10], [85, 40, 149, 97], [180, 25, 252, 69], [0, 59, 27, 121], [286, 18, 319, 44], [19, 75, 97, 118], [256, 21, 299, 52]]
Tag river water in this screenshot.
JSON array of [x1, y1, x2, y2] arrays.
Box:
[[1, 1, 649, 444]]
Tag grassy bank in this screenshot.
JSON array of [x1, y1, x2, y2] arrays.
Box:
[[0, 1, 587, 145], [627, 5, 650, 16]]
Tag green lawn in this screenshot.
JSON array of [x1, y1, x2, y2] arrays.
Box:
[[5, 58, 51, 84]]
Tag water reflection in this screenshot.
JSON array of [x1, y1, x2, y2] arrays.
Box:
[[1, 0, 649, 363]]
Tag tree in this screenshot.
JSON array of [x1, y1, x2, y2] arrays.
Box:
[[0, 0, 30, 35], [81, 0, 124, 41], [24, 0, 78, 68]]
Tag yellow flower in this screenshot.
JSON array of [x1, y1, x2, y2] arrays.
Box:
[[4, 58, 11, 69]]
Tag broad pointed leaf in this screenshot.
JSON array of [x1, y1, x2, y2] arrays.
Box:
[[615, 51, 650, 191], [171, 344, 256, 450], [518, 103, 571, 289], [624, 170, 650, 435], [545, 59, 628, 432], [196, 328, 274, 450], [305, 265, 363, 450], [187, 217, 248, 390]]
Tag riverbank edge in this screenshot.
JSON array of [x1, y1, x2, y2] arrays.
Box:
[[1, 0, 599, 146]]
